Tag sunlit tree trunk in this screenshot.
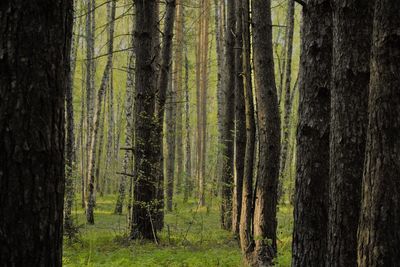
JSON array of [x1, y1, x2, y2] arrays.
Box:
[[251, 0, 281, 264], [239, 0, 256, 258]]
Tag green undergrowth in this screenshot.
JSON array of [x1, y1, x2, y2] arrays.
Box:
[[63, 195, 293, 266]]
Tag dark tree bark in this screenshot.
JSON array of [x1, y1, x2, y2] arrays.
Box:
[[292, 1, 332, 266], [239, 0, 256, 257], [358, 1, 400, 265], [327, 1, 374, 266], [154, 0, 176, 214], [251, 0, 281, 264], [183, 51, 192, 203], [232, 0, 246, 236], [130, 0, 159, 240], [220, 0, 235, 230], [0, 0, 73, 265]]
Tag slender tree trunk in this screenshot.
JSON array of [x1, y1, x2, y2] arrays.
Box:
[[86, 0, 116, 224], [174, 0, 184, 195], [292, 1, 332, 266], [115, 30, 135, 215], [239, 0, 256, 257], [358, 1, 400, 265], [327, 1, 374, 266], [94, 89, 107, 196], [200, 0, 210, 207], [278, 0, 295, 201], [251, 0, 281, 264], [183, 51, 192, 203], [232, 0, 245, 236], [166, 75, 177, 212], [0, 1, 73, 265], [65, 2, 80, 236], [214, 0, 225, 198], [220, 0, 235, 230]]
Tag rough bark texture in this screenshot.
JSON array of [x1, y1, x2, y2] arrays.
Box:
[[358, 1, 400, 265], [0, 0, 73, 265], [239, 0, 256, 257], [251, 0, 281, 264], [232, 0, 246, 236], [327, 1, 374, 266], [292, 1, 332, 266], [220, 0, 235, 230], [131, 0, 158, 240]]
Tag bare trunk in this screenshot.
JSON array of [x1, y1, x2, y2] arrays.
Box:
[[358, 1, 400, 265], [0, 1, 73, 264]]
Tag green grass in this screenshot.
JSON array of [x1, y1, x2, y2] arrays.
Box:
[[63, 195, 293, 267]]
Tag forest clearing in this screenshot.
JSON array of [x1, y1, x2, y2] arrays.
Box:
[[1, 0, 400, 266]]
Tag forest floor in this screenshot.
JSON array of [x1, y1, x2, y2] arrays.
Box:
[[63, 195, 293, 266]]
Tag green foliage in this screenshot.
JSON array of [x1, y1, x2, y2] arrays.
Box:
[[63, 195, 293, 266], [63, 195, 243, 266]]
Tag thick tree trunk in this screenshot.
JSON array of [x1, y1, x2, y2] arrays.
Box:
[[251, 0, 281, 264], [232, 0, 246, 236], [292, 1, 332, 266], [220, 0, 235, 230], [358, 1, 400, 265], [327, 1, 374, 266], [131, 0, 161, 240], [0, 1, 73, 265], [239, 0, 256, 258]]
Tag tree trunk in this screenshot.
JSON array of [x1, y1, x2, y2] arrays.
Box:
[[292, 1, 332, 266], [184, 51, 192, 203], [131, 0, 161, 240], [166, 75, 177, 212], [174, 0, 184, 195], [327, 1, 374, 266], [220, 0, 235, 230], [251, 0, 281, 264], [232, 0, 246, 236], [213, 0, 225, 198], [0, 1, 73, 265], [86, 0, 116, 224], [358, 1, 400, 265], [278, 0, 295, 201], [65, 2, 80, 237], [239, 0, 256, 258], [115, 29, 135, 215]]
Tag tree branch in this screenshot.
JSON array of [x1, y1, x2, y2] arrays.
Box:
[[294, 0, 307, 7]]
